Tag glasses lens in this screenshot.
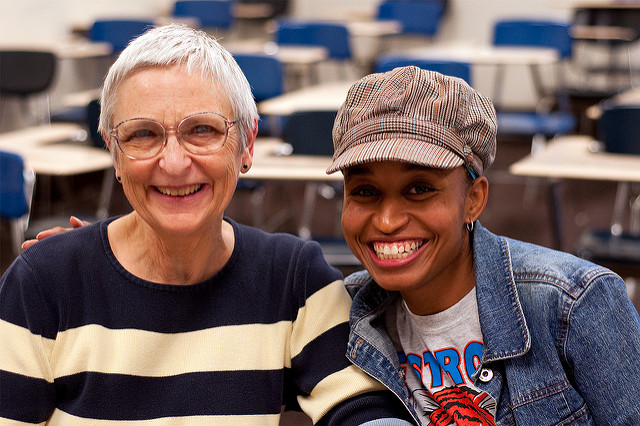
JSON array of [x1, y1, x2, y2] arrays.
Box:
[[115, 119, 165, 159], [178, 113, 229, 154]]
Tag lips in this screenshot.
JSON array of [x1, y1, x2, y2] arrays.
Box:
[[155, 184, 202, 197], [372, 240, 424, 260]]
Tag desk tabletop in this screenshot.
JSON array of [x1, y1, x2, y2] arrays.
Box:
[[509, 135, 640, 182], [258, 81, 353, 116], [399, 43, 559, 66], [245, 137, 340, 182], [0, 40, 113, 59], [0, 123, 113, 175], [224, 40, 329, 66]]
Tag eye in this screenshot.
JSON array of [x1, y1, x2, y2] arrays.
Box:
[[348, 185, 379, 198], [407, 184, 433, 195], [127, 128, 157, 141]]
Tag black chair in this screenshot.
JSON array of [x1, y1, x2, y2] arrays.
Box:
[[0, 50, 57, 125], [575, 104, 640, 266], [281, 110, 360, 268]]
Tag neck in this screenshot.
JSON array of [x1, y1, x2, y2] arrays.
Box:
[[401, 237, 476, 316], [108, 213, 234, 285]]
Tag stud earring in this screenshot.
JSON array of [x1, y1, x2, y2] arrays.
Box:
[[242, 164, 248, 170], [116, 175, 122, 183]]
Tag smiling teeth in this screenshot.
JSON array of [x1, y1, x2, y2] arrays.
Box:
[[373, 241, 423, 260], [157, 184, 202, 197]]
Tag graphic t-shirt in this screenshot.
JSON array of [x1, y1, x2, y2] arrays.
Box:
[[385, 287, 496, 425]]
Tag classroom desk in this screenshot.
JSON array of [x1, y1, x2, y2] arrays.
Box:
[[0, 124, 115, 219], [509, 135, 640, 249], [396, 43, 560, 107], [258, 81, 353, 116], [245, 138, 339, 182], [223, 40, 329, 88]]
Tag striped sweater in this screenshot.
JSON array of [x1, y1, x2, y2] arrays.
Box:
[[0, 218, 399, 425]]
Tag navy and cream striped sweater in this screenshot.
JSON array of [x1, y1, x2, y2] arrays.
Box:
[[0, 218, 404, 425]]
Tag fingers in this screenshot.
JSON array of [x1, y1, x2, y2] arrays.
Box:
[[20, 217, 91, 251], [70, 216, 91, 229]]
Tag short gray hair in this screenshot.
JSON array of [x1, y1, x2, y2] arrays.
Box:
[[99, 24, 258, 157]]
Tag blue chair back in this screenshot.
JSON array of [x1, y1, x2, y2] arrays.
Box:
[[283, 110, 337, 156], [598, 105, 640, 155], [90, 19, 155, 53], [375, 57, 472, 85], [276, 21, 351, 60], [492, 19, 573, 59], [0, 151, 29, 219], [173, 0, 234, 29], [377, 1, 445, 36], [233, 54, 284, 101]]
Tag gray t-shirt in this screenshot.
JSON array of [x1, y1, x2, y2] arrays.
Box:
[[385, 287, 496, 425]]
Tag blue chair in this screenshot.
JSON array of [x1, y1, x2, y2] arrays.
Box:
[[172, 0, 234, 30], [233, 53, 284, 136], [490, 19, 577, 151], [377, 0, 446, 36], [90, 19, 155, 54], [492, 19, 573, 59], [275, 20, 351, 61], [0, 151, 35, 255], [375, 56, 471, 85]]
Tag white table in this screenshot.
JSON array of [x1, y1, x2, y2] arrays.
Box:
[[396, 43, 561, 108], [509, 135, 640, 248], [258, 81, 353, 116], [0, 124, 115, 219]]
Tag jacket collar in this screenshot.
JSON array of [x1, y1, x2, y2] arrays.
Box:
[[473, 223, 532, 362]]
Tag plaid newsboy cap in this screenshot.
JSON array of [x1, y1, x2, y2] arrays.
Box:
[[326, 66, 497, 176]]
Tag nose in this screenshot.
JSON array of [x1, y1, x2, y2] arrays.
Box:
[[372, 196, 409, 234], [158, 132, 192, 173]]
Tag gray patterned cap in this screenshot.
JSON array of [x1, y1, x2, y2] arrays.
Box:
[[326, 66, 497, 176]]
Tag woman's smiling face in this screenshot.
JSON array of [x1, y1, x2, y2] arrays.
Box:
[[111, 64, 252, 238], [341, 161, 488, 313]]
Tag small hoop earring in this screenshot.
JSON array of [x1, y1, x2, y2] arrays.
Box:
[[466, 221, 474, 232]]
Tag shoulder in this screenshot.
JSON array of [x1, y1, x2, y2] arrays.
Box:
[[475, 223, 621, 299]]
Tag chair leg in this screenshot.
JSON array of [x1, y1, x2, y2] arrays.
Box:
[[298, 182, 319, 241]]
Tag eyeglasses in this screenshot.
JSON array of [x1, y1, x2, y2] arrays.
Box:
[[111, 112, 238, 160]]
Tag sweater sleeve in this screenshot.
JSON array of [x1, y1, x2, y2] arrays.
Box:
[[0, 256, 57, 423], [287, 240, 413, 425]]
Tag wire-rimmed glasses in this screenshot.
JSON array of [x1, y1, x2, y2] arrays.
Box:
[[111, 112, 238, 160]]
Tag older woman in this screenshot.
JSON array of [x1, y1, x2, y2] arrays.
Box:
[[0, 25, 412, 425], [328, 66, 640, 425]]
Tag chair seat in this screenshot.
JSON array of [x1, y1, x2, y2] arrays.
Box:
[[575, 229, 640, 264], [496, 111, 576, 137]]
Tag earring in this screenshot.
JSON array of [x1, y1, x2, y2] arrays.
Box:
[[242, 164, 248, 170], [466, 221, 474, 232], [116, 175, 122, 183]]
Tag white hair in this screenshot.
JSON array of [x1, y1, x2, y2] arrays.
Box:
[[99, 24, 258, 158]]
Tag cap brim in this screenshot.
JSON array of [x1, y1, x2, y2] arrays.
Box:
[[326, 138, 464, 174]]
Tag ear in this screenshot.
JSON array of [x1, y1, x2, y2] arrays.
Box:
[[465, 176, 489, 222], [240, 119, 258, 173]]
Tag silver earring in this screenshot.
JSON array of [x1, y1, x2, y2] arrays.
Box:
[[466, 221, 474, 232]]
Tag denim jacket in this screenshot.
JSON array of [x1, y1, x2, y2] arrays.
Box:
[[345, 222, 640, 425]]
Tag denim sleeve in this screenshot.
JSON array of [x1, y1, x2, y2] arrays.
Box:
[[566, 272, 640, 423]]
